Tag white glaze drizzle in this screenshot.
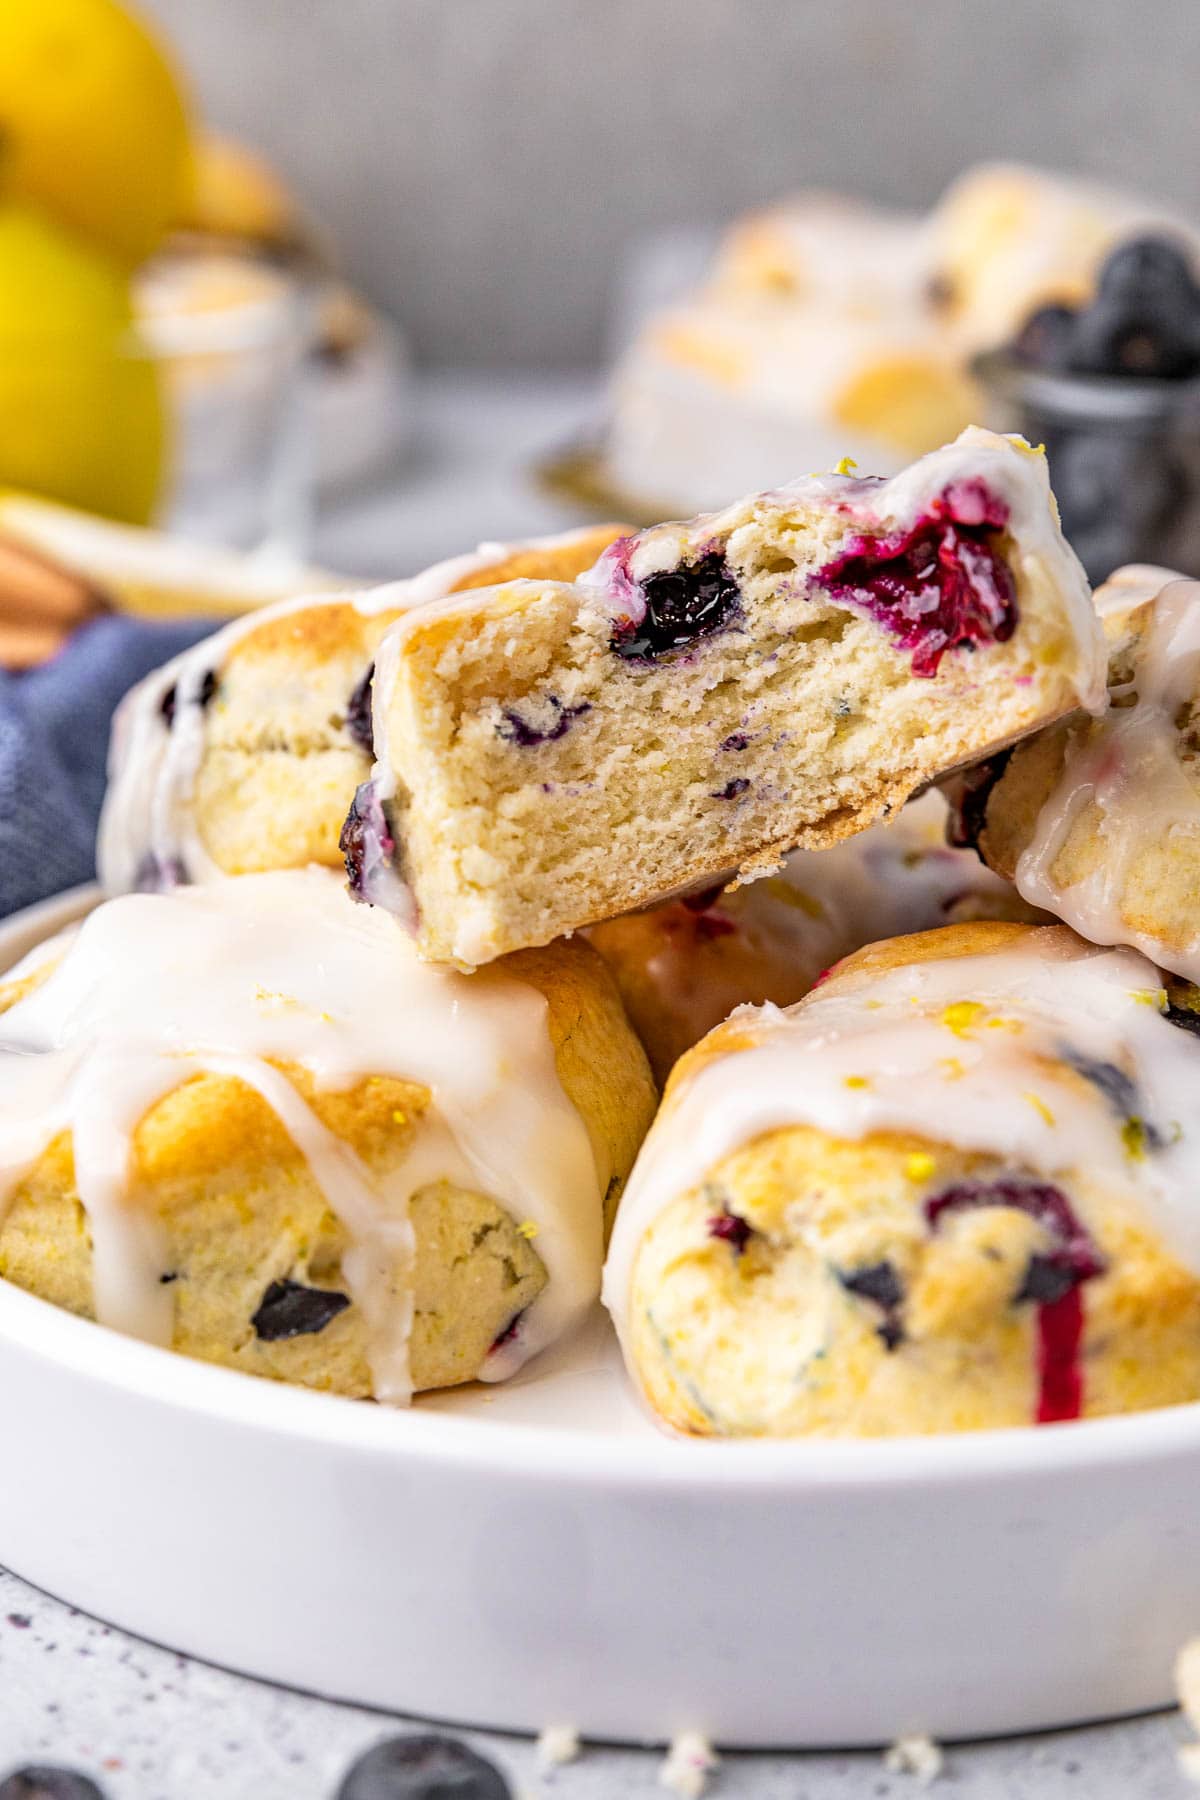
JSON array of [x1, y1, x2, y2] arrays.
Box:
[[1016, 578, 1200, 982], [603, 930, 1200, 1345], [97, 528, 603, 896], [0, 869, 603, 1400]]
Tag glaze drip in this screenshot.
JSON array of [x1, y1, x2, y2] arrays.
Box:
[[0, 870, 602, 1401]]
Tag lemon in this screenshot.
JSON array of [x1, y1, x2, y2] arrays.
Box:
[[0, 0, 191, 266], [0, 205, 165, 523]]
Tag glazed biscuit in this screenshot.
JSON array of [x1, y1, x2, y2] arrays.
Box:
[[605, 920, 1200, 1437]]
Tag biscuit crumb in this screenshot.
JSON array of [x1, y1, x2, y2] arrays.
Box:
[[883, 1734, 943, 1783], [659, 1731, 717, 1797], [535, 1724, 580, 1768]]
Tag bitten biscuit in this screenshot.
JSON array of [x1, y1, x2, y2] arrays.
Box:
[[98, 522, 626, 893], [354, 430, 1104, 966]]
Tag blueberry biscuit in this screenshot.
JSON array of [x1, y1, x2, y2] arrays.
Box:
[[355, 429, 1104, 966], [586, 789, 1043, 1083], [98, 523, 625, 894], [0, 869, 656, 1401], [605, 920, 1200, 1437], [948, 564, 1200, 983]]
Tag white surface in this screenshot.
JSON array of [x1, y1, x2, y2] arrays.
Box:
[[4, 890, 1200, 1765]]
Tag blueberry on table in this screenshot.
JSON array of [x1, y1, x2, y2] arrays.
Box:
[[336, 1735, 512, 1800], [0, 1770, 106, 1800]]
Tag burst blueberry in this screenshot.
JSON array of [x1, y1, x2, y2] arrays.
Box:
[[611, 552, 742, 661], [814, 488, 1016, 677]]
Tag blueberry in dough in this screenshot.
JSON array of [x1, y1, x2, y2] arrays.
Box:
[[345, 663, 375, 754], [611, 552, 742, 661], [251, 1278, 351, 1341]]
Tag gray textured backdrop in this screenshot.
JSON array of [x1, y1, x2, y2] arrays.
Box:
[[143, 0, 1199, 368]]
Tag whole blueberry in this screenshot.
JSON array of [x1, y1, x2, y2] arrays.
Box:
[[0, 1770, 106, 1800], [1070, 298, 1200, 379], [336, 1735, 512, 1800], [1013, 302, 1079, 370], [1096, 235, 1200, 308]]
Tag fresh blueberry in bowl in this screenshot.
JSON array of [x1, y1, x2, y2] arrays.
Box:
[[336, 1734, 512, 1800], [1095, 235, 1200, 309], [1012, 303, 1080, 373]]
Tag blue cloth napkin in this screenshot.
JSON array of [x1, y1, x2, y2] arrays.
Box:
[[0, 614, 216, 918]]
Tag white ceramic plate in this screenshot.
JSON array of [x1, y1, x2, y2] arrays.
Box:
[[0, 887, 1196, 1747]]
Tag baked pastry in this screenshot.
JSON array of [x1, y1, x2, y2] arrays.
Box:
[[948, 564, 1200, 982], [354, 428, 1104, 967], [926, 162, 1200, 351], [0, 868, 656, 1401], [98, 522, 625, 894], [604, 920, 1200, 1437], [605, 298, 982, 517], [586, 789, 1043, 1082], [600, 163, 1200, 519], [708, 192, 927, 311]]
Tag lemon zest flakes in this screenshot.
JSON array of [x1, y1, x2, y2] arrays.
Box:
[[985, 1014, 1023, 1034], [941, 1000, 985, 1037], [1122, 1117, 1149, 1161], [844, 1074, 871, 1090], [517, 1220, 539, 1240], [391, 1109, 408, 1127], [939, 1056, 966, 1081], [1023, 1091, 1056, 1127], [254, 984, 331, 1022], [1131, 986, 1170, 1011], [834, 455, 859, 476], [905, 1151, 936, 1183]]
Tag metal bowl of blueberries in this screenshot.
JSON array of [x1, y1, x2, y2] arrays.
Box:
[[975, 236, 1200, 584]]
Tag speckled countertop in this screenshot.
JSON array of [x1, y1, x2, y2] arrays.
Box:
[[1, 375, 1193, 1800], [0, 1562, 1193, 1798]]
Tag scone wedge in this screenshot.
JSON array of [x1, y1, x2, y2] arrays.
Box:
[[353, 428, 1105, 965]]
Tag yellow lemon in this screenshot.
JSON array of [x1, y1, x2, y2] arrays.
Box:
[[0, 0, 192, 266], [0, 205, 165, 523]]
